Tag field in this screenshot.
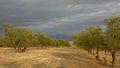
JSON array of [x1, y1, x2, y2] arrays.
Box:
[[0, 47, 120, 68]]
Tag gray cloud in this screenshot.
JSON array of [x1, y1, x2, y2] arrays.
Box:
[[0, 0, 120, 35]]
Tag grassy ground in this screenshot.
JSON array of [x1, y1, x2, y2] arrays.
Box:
[[0, 47, 120, 68]]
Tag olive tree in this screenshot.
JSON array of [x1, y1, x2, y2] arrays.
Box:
[[73, 26, 104, 61], [104, 16, 120, 67], [1, 23, 35, 52], [0, 23, 15, 47], [87, 27, 104, 60], [0, 36, 4, 47]]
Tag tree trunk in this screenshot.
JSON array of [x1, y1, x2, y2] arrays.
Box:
[[111, 50, 116, 67], [96, 47, 99, 60], [87, 48, 92, 54], [17, 46, 21, 53], [22, 47, 27, 52], [89, 48, 92, 54], [14, 46, 17, 51], [92, 48, 95, 56], [15, 40, 21, 53], [103, 50, 107, 64]]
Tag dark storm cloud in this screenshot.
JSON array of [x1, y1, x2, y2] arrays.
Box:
[[0, 0, 120, 35]]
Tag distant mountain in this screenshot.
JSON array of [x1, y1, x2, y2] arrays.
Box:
[[49, 34, 72, 40]]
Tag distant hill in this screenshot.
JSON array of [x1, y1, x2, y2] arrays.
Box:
[[50, 34, 72, 40]]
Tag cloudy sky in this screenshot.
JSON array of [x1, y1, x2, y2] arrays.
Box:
[[0, 0, 120, 35]]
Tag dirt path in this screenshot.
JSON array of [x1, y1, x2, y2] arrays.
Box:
[[0, 47, 117, 68]]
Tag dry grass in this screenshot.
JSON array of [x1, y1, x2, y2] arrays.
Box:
[[0, 47, 119, 68]]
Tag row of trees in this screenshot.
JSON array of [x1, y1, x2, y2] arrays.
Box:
[[0, 23, 70, 52], [73, 16, 120, 67]]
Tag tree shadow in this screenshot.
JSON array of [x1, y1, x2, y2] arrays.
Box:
[[52, 52, 93, 61]]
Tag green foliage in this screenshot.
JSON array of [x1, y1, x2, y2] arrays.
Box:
[[73, 16, 120, 67], [55, 39, 70, 47], [0, 23, 39, 52], [0, 22, 70, 52], [36, 33, 70, 48], [104, 16, 120, 50], [37, 33, 52, 48], [0, 36, 4, 47], [104, 16, 120, 67], [73, 26, 104, 51]]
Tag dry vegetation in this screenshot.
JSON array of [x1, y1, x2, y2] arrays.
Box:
[[0, 47, 120, 68], [0, 17, 120, 68]]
